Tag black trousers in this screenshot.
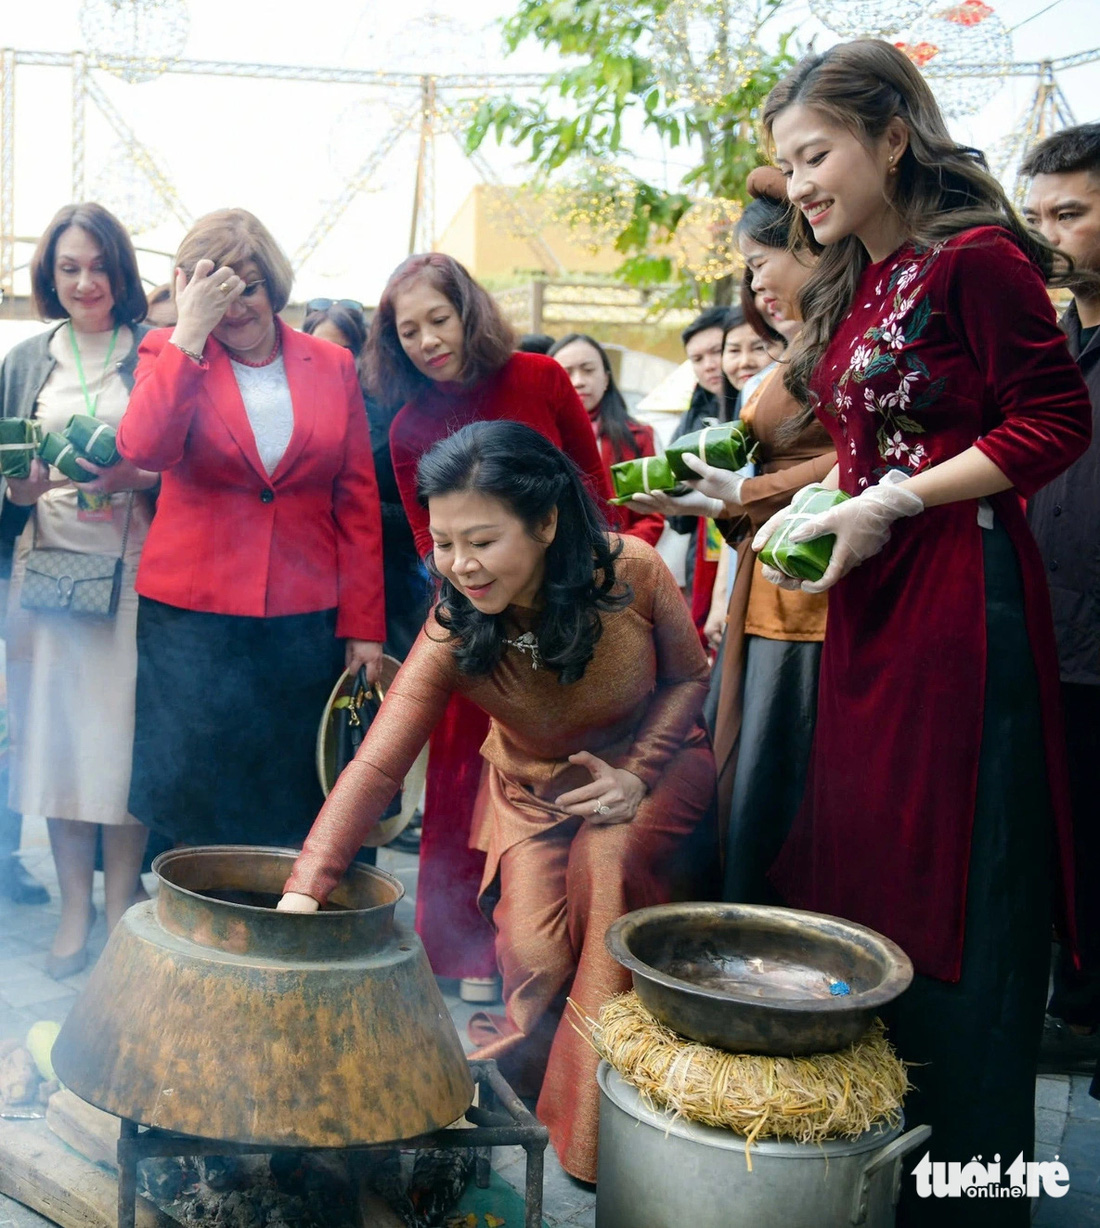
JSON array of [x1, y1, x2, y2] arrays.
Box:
[[890, 521, 1052, 1228], [1048, 681, 1100, 1028]]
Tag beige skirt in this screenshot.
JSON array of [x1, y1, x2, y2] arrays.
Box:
[[5, 497, 146, 826]]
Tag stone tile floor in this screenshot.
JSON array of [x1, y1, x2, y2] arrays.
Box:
[[1, 816, 1097, 1227]]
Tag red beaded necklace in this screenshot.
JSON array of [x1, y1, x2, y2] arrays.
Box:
[[230, 330, 281, 368]]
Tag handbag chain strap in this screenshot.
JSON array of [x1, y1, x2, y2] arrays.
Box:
[[30, 489, 136, 563]]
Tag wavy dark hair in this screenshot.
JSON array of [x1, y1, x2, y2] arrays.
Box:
[[365, 253, 516, 407], [548, 333, 640, 463], [762, 39, 1072, 413], [31, 202, 147, 326], [416, 421, 631, 684]]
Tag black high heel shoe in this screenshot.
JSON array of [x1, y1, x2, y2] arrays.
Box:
[[45, 903, 97, 980]]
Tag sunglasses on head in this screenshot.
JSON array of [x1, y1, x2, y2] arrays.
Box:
[[306, 298, 364, 313]]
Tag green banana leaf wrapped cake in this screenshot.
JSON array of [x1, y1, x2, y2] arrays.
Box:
[[610, 420, 757, 504], [64, 414, 121, 467], [0, 419, 42, 479], [610, 453, 685, 504], [38, 431, 96, 483], [665, 419, 757, 480], [758, 484, 851, 582]]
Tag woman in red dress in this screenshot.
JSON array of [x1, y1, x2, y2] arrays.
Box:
[[365, 255, 611, 998], [548, 332, 663, 546], [746, 41, 1091, 1225]]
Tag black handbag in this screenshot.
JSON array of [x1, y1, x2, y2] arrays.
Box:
[[332, 668, 401, 821]]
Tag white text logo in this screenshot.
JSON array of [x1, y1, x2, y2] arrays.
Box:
[[911, 1153, 1070, 1199]]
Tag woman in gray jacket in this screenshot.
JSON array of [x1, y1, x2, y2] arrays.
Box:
[[0, 202, 155, 978]]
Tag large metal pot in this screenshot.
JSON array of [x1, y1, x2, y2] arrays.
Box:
[[595, 1063, 930, 1228], [606, 903, 913, 1055], [52, 846, 473, 1148]]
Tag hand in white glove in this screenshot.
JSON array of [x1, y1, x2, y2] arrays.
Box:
[[751, 500, 807, 590], [627, 486, 724, 518], [786, 476, 924, 594], [680, 453, 747, 512], [628, 453, 752, 519]]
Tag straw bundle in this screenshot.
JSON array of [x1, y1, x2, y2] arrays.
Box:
[[583, 992, 909, 1155]]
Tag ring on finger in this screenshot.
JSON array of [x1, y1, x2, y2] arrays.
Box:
[[219, 281, 233, 294], [594, 801, 611, 815]]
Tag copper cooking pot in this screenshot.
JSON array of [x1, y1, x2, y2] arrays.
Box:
[[52, 846, 474, 1147]]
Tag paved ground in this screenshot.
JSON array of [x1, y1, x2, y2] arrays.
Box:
[[1, 818, 1096, 1226]]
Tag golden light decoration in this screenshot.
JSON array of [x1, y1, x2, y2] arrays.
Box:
[[90, 144, 169, 235], [652, 0, 768, 107], [897, 1, 1012, 118], [79, 0, 190, 84], [808, 0, 933, 37], [671, 196, 744, 284], [544, 160, 639, 252]]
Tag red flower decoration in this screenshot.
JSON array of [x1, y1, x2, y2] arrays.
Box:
[[896, 41, 941, 67], [936, 0, 995, 26]]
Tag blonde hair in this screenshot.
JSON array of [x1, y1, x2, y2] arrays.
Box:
[[174, 209, 294, 312]]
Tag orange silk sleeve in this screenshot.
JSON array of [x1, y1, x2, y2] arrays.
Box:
[[284, 624, 458, 903]]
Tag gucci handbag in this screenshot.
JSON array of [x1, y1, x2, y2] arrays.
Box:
[[20, 494, 134, 618]]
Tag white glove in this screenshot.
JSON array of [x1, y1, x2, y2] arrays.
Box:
[[786, 474, 924, 594], [680, 452, 747, 512], [750, 498, 807, 590], [627, 486, 724, 518]]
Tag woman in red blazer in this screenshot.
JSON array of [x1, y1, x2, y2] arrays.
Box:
[[117, 209, 385, 849]]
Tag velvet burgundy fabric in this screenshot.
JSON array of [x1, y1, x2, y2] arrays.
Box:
[[388, 350, 614, 976], [770, 227, 1092, 982]]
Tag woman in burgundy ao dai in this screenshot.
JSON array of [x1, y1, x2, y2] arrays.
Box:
[[752, 42, 1092, 1227]]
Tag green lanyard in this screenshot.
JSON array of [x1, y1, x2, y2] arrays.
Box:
[[67, 321, 120, 419]]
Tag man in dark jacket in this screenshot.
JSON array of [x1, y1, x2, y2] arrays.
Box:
[[1023, 123, 1100, 1059]]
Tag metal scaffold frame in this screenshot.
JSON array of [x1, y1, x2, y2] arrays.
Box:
[[0, 47, 552, 308], [0, 45, 1097, 308]]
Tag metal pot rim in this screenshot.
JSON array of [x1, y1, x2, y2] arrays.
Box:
[[152, 844, 405, 916], [605, 902, 913, 1016], [597, 1061, 903, 1156]]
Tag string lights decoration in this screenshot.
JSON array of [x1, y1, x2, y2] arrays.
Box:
[[78, 0, 190, 84], [652, 0, 769, 106], [376, 11, 486, 76], [327, 94, 415, 188], [808, 0, 933, 38], [671, 196, 743, 284], [90, 143, 170, 234], [543, 160, 640, 253], [897, 1, 1013, 118]]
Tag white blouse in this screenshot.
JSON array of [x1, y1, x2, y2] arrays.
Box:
[[231, 355, 294, 475]]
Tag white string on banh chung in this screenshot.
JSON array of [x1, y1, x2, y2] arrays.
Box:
[[85, 423, 112, 453]]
